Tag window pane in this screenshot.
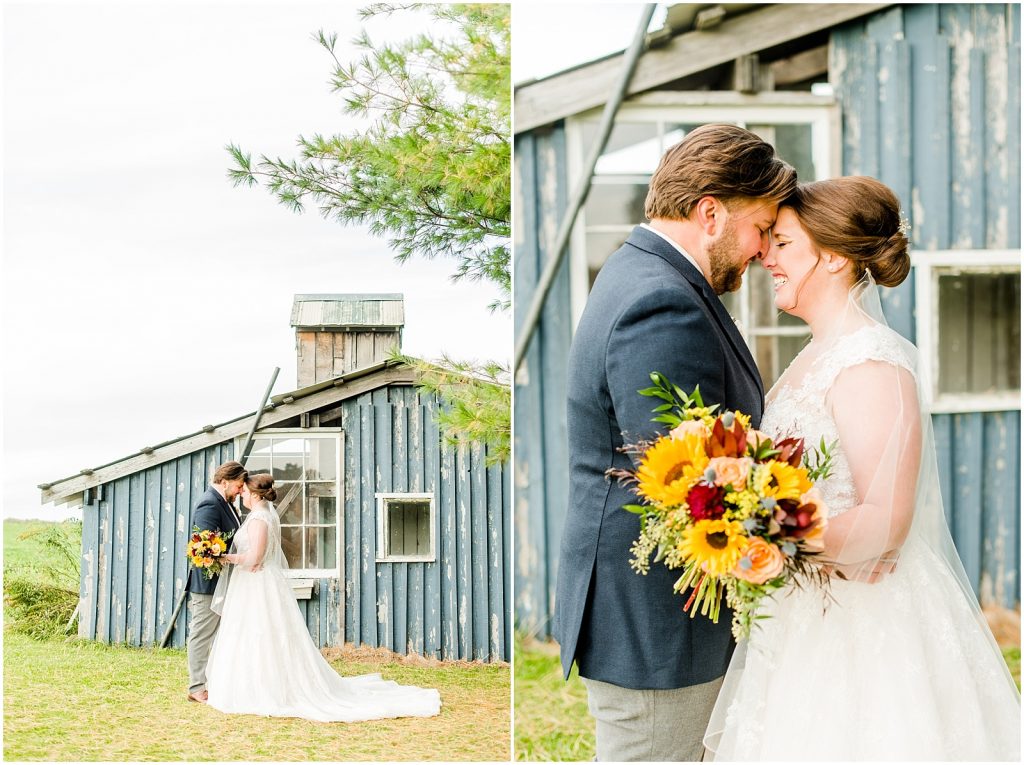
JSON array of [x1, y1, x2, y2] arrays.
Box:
[[582, 121, 661, 174], [276, 483, 303, 524], [272, 438, 305, 480], [586, 232, 630, 288], [307, 489, 337, 525], [281, 525, 303, 568], [755, 334, 809, 389], [760, 123, 816, 181], [245, 439, 271, 475], [386, 500, 431, 557], [585, 183, 649, 226], [305, 438, 337, 481], [306, 526, 337, 570], [938, 272, 1021, 395], [662, 123, 708, 152]]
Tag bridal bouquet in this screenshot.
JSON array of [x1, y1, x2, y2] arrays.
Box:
[[187, 526, 234, 580], [612, 374, 835, 640]]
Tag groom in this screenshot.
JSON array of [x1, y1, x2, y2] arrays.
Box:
[[555, 124, 797, 761], [185, 460, 246, 703]]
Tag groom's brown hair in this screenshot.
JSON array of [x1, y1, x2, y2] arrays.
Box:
[[645, 123, 796, 220], [213, 461, 247, 483]]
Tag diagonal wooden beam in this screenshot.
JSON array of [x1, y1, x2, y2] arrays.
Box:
[[514, 3, 889, 133]]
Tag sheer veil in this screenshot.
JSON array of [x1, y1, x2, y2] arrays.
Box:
[[211, 501, 288, 615]]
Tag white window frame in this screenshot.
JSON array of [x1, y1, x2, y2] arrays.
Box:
[[236, 428, 344, 580], [565, 94, 841, 332], [912, 250, 1022, 414], [375, 492, 436, 563]]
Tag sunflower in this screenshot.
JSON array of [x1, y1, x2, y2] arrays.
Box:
[[678, 519, 749, 576], [764, 460, 813, 501], [636, 434, 709, 507]]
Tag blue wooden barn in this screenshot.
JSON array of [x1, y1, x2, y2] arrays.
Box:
[[515, 3, 1020, 637], [41, 294, 511, 662]]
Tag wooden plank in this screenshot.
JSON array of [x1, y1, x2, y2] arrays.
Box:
[[373, 397, 393, 651], [455, 443, 472, 659], [501, 458, 511, 660], [408, 399, 425, 655], [423, 401, 443, 659], [96, 496, 112, 643], [343, 403, 360, 645], [360, 405, 377, 646], [976, 4, 1010, 250], [514, 3, 890, 132], [932, 414, 955, 536], [315, 331, 334, 385], [945, 2, 984, 248], [356, 331, 377, 369], [41, 367, 419, 505], [1008, 30, 1021, 248], [297, 331, 316, 387], [471, 443, 489, 661], [906, 2, 950, 251], [127, 472, 145, 645], [486, 460, 504, 661], [156, 460, 177, 645], [878, 37, 914, 340], [770, 45, 828, 86], [170, 455, 191, 648], [980, 412, 1017, 607], [952, 413, 984, 596], [111, 478, 130, 644], [80, 499, 99, 640], [440, 437, 458, 660], [142, 466, 160, 645]]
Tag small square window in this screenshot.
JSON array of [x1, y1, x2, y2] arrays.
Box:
[[375, 493, 435, 562]]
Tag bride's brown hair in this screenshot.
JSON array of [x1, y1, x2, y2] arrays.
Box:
[[245, 473, 278, 503], [783, 176, 910, 288]]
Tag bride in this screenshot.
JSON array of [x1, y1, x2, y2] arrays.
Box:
[[704, 176, 1020, 760], [205, 473, 441, 722]]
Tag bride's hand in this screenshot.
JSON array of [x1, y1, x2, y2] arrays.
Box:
[[221, 553, 237, 565], [819, 549, 900, 584], [247, 563, 262, 573]]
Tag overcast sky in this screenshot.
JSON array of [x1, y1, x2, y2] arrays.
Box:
[[2, 1, 511, 520]]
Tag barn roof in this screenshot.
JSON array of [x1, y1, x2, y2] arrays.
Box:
[[514, 2, 889, 133], [290, 294, 405, 330], [39, 360, 418, 508]]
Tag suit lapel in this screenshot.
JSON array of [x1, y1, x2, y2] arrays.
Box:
[[625, 226, 765, 402]]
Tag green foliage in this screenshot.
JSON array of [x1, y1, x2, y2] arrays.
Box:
[[3, 521, 81, 639], [639, 374, 718, 428], [227, 3, 510, 310], [394, 352, 510, 465]]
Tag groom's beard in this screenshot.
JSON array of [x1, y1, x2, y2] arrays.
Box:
[[707, 223, 744, 295]]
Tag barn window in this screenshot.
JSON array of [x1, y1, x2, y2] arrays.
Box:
[[913, 251, 1021, 413], [375, 493, 435, 562], [241, 431, 342, 577], [566, 98, 837, 389]]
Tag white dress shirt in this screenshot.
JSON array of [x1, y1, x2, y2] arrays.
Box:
[[640, 223, 709, 285]]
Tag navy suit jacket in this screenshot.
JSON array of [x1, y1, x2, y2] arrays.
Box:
[[187, 487, 242, 595], [554, 226, 765, 689]]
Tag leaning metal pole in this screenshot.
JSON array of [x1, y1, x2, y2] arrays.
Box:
[[158, 366, 280, 649], [513, 3, 657, 372]]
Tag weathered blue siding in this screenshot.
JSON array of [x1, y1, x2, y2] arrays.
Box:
[[514, 3, 1021, 636], [514, 126, 572, 637], [78, 384, 510, 661]]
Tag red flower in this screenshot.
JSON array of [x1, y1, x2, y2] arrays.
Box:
[[191, 534, 201, 543], [774, 497, 823, 540], [687, 483, 726, 521]]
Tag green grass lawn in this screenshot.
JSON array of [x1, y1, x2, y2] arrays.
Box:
[[514, 633, 1022, 762], [4, 520, 510, 761]]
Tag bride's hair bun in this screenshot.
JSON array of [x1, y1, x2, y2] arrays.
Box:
[[783, 176, 910, 288], [245, 472, 277, 503]]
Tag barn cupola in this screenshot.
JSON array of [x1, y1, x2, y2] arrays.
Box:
[[290, 294, 405, 387]]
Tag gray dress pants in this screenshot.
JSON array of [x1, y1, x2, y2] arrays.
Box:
[[186, 592, 220, 694], [582, 675, 725, 762]]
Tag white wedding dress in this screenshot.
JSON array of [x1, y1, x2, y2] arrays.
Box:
[[205, 503, 441, 722], [704, 313, 1021, 760]]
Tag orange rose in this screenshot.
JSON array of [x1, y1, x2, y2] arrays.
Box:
[[733, 538, 785, 584], [707, 456, 753, 489], [670, 419, 708, 442]]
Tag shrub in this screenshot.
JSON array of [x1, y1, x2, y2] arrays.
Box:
[[3, 521, 81, 639]]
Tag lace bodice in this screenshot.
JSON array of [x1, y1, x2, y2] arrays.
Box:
[[233, 504, 284, 569], [760, 324, 916, 517]]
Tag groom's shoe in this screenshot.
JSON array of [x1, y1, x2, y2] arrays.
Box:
[[186, 689, 208, 703]]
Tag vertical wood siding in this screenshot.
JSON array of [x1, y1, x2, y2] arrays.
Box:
[[513, 126, 572, 638], [513, 4, 1021, 638], [78, 384, 509, 661]]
